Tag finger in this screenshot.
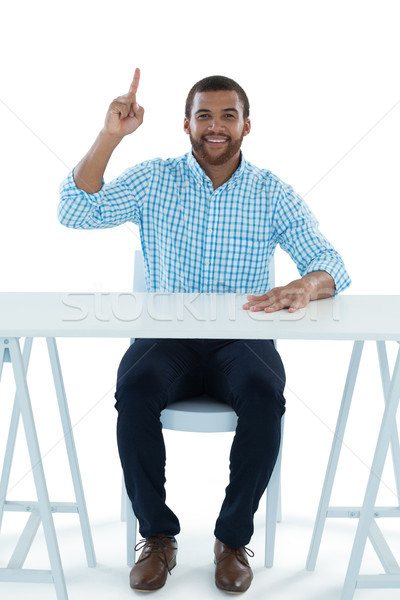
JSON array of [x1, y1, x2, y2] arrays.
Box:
[[111, 95, 140, 119], [128, 100, 142, 118], [244, 297, 272, 310], [128, 67, 141, 97], [263, 303, 284, 312], [250, 294, 280, 310], [287, 301, 302, 313], [110, 100, 131, 119], [264, 295, 306, 312], [263, 297, 292, 312], [243, 297, 265, 310], [131, 103, 144, 123], [244, 291, 275, 308], [112, 95, 134, 107], [287, 297, 309, 312], [243, 294, 259, 309], [262, 296, 292, 311], [250, 302, 271, 312], [246, 288, 276, 301]]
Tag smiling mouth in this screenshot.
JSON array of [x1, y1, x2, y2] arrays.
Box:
[[203, 137, 229, 145]]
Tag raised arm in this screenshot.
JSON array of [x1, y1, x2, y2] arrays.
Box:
[[73, 68, 145, 193]]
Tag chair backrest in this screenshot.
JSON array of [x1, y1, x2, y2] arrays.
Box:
[[133, 250, 147, 293], [131, 251, 237, 432], [131, 249, 275, 433], [131, 249, 276, 348]]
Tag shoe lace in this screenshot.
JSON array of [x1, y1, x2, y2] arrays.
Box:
[[134, 536, 175, 575], [218, 545, 255, 566]]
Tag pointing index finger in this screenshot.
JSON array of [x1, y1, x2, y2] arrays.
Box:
[[128, 68, 141, 97]]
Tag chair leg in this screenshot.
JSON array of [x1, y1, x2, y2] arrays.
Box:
[[276, 477, 282, 524], [265, 414, 285, 567], [125, 485, 137, 567], [121, 475, 127, 522]]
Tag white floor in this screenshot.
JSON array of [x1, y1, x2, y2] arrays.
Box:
[[1, 500, 400, 600], [1, 338, 400, 599]]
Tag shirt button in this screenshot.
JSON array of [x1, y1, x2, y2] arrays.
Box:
[[207, 228, 213, 234], [205, 259, 210, 266]]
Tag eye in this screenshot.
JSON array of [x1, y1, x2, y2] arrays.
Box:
[[224, 113, 236, 119], [197, 113, 210, 119]]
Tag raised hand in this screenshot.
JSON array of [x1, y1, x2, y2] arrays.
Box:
[[103, 68, 145, 139]]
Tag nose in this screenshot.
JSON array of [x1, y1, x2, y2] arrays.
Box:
[[207, 116, 226, 131]]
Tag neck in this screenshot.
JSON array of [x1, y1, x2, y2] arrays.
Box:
[[193, 151, 241, 190]]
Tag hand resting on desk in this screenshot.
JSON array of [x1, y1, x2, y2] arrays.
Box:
[[242, 270, 336, 313]]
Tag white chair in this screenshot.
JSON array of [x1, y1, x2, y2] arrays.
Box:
[[122, 250, 284, 568]]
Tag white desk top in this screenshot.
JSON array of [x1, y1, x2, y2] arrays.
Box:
[[0, 293, 399, 341]]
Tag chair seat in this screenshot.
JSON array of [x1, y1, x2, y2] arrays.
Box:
[[161, 396, 237, 433]]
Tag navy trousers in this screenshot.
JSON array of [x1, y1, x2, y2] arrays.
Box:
[[114, 338, 286, 548]]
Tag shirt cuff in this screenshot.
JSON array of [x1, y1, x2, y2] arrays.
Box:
[[58, 170, 106, 228], [304, 260, 352, 296]]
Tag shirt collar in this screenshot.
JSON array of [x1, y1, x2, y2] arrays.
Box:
[[186, 150, 246, 188]]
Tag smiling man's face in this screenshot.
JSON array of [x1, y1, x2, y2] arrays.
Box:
[[184, 90, 251, 167]]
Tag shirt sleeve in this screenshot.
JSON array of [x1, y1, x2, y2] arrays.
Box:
[[58, 161, 152, 229], [273, 182, 351, 295]]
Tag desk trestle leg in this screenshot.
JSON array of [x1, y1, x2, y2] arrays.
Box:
[[376, 341, 400, 499], [0, 337, 68, 599], [0, 336, 96, 599], [306, 340, 364, 570], [46, 337, 96, 567], [341, 345, 400, 598], [305, 339, 400, 598], [0, 337, 33, 531]]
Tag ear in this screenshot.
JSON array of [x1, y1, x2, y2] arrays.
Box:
[[243, 118, 251, 137], [183, 117, 190, 135]]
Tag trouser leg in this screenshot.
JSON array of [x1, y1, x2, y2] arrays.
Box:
[[114, 338, 202, 539], [206, 339, 286, 548]]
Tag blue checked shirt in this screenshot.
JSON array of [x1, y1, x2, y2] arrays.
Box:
[[58, 152, 351, 294]]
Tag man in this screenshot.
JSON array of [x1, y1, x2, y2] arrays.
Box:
[[58, 69, 350, 593]]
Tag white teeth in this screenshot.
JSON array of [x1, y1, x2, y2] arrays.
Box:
[[207, 139, 227, 143]]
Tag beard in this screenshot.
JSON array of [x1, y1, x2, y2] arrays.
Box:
[[189, 131, 245, 166]]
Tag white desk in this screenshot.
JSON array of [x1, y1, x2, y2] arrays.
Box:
[[0, 293, 399, 600], [0, 292, 399, 340]]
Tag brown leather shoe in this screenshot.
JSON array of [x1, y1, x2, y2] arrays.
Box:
[[214, 538, 254, 593], [129, 535, 177, 591]]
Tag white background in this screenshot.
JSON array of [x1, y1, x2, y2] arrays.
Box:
[[0, 1, 400, 598]]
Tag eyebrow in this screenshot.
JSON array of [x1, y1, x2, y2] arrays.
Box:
[[194, 107, 239, 114]]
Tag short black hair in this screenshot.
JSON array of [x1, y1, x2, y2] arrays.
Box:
[[185, 75, 250, 120]]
